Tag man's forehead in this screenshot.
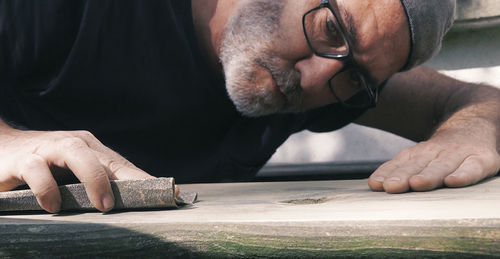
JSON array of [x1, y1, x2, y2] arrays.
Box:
[[329, 0, 360, 50], [327, 0, 456, 72], [333, 0, 411, 84]]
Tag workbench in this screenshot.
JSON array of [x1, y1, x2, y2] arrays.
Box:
[[1, 177, 500, 258]]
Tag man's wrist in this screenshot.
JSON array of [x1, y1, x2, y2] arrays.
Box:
[[433, 105, 500, 152]]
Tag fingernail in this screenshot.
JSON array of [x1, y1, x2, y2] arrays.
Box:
[[102, 193, 115, 211], [175, 185, 180, 197], [50, 203, 61, 214], [37, 197, 61, 214], [388, 177, 401, 182], [45, 202, 61, 214], [374, 176, 385, 182]]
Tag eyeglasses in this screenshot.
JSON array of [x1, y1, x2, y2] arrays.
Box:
[[302, 0, 378, 108]]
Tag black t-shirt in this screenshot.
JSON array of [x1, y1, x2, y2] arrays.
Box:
[[0, 0, 367, 183]]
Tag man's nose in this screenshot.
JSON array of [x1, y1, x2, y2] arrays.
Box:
[[294, 55, 344, 91]]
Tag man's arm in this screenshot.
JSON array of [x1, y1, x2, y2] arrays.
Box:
[[356, 66, 500, 193], [0, 120, 154, 213]]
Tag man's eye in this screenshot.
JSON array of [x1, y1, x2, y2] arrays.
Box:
[[325, 18, 340, 42], [348, 71, 363, 87]]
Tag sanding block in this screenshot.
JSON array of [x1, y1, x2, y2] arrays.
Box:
[[0, 177, 197, 212]]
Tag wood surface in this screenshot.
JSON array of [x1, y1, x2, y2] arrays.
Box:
[[1, 177, 500, 258]]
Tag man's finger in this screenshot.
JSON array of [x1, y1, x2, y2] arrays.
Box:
[[368, 148, 415, 191], [74, 132, 154, 180], [0, 166, 24, 192], [18, 154, 61, 213], [368, 162, 400, 191], [96, 153, 155, 180], [408, 151, 464, 191], [369, 145, 438, 193], [445, 155, 499, 187], [381, 165, 421, 194], [104, 159, 155, 180], [40, 137, 114, 212]]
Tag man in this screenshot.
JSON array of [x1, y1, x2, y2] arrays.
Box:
[[0, 0, 499, 213]]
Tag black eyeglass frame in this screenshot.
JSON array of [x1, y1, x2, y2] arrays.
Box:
[[302, 0, 379, 108]]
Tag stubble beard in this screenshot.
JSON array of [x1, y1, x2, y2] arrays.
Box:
[[220, 0, 304, 117]]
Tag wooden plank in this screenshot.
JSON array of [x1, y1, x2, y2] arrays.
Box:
[[1, 177, 500, 257]]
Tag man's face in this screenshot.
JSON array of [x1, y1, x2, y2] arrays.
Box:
[[220, 0, 410, 117]]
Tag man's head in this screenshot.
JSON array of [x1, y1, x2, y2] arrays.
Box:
[[399, 0, 456, 70], [218, 0, 455, 117]]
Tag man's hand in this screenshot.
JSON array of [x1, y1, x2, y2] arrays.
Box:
[[356, 67, 500, 193], [0, 121, 154, 213], [368, 123, 500, 193]]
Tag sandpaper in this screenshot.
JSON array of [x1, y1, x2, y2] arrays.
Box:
[[0, 177, 197, 212]]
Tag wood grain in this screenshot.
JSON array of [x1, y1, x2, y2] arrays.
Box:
[[1, 177, 500, 257]]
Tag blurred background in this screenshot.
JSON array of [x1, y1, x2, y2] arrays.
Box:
[[259, 0, 500, 179]]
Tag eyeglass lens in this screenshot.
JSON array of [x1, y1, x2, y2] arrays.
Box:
[[329, 69, 373, 107], [304, 5, 375, 108], [304, 7, 349, 56]]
